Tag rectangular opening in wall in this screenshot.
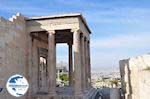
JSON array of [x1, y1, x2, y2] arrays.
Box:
[[38, 47, 48, 93], [56, 44, 69, 87]]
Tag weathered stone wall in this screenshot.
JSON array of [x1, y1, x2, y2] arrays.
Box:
[[119, 54, 150, 99], [139, 71, 150, 99], [0, 13, 28, 99]]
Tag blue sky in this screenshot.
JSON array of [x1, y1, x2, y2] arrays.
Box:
[[0, 0, 150, 71]]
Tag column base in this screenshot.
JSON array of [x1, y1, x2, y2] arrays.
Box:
[[48, 91, 57, 96], [33, 93, 57, 99], [74, 91, 85, 99], [74, 95, 84, 99]]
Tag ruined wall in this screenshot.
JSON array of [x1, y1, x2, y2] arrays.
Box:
[[119, 54, 150, 99], [139, 71, 150, 99], [0, 13, 28, 99]]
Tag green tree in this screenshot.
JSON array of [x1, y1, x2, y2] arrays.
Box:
[[59, 74, 69, 82], [110, 79, 118, 87]]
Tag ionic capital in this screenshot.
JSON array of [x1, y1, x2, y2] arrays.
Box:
[[47, 30, 55, 34], [71, 28, 81, 33]]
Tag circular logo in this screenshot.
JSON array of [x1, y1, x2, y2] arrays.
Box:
[[6, 74, 29, 97]]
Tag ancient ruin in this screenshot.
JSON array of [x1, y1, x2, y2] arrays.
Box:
[[0, 13, 95, 99], [120, 54, 150, 99]]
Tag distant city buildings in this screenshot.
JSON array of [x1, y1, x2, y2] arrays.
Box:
[[56, 61, 69, 86], [91, 70, 121, 88], [56, 61, 68, 74]]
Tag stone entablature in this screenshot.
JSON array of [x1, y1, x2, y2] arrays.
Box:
[[26, 13, 91, 41]]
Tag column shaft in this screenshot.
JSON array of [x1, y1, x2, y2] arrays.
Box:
[[73, 29, 83, 95], [68, 44, 73, 86], [84, 39, 88, 89], [47, 32, 56, 95], [81, 35, 86, 92], [87, 41, 91, 88]]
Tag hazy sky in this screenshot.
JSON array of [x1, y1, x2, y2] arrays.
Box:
[[0, 0, 150, 71]]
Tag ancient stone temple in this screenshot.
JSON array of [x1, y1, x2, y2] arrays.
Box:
[[0, 13, 94, 99], [119, 54, 150, 99]]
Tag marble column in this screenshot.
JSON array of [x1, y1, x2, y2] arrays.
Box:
[[68, 43, 73, 86], [87, 41, 91, 88], [84, 38, 88, 89], [72, 29, 83, 95], [81, 34, 86, 92], [47, 31, 56, 95]]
